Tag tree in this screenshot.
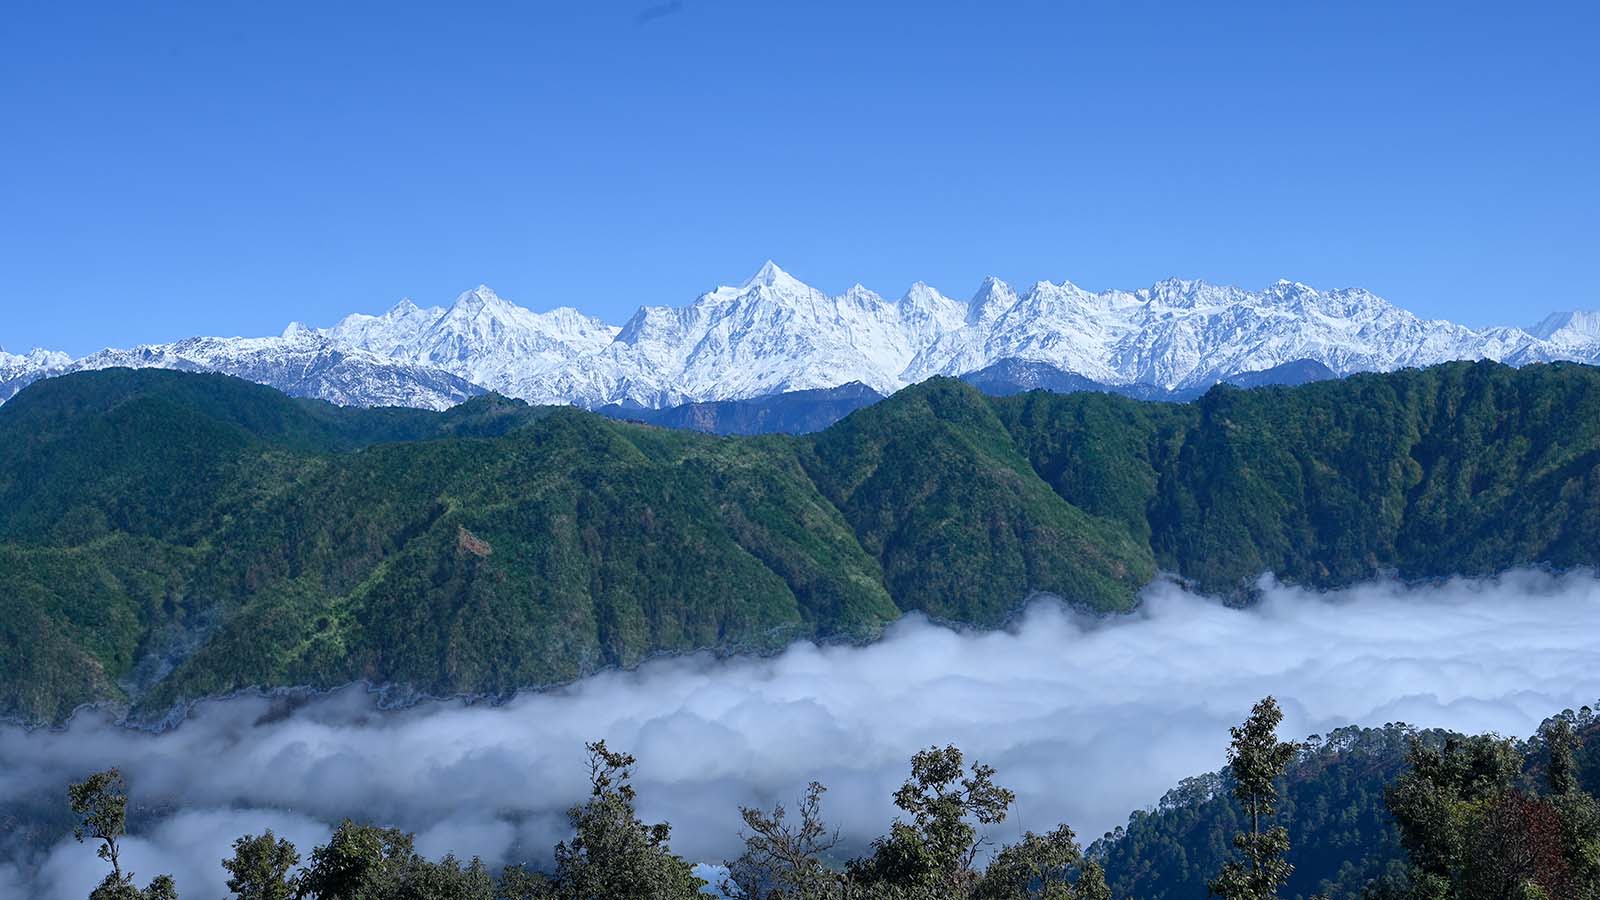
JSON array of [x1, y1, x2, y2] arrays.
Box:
[[292, 820, 495, 900], [546, 740, 706, 900], [1384, 730, 1597, 899], [1544, 718, 1578, 796], [494, 864, 555, 900], [972, 825, 1112, 900], [1462, 792, 1571, 900], [377, 853, 494, 900], [1209, 696, 1299, 900], [293, 820, 414, 899], [68, 768, 180, 900], [1548, 787, 1600, 900], [848, 745, 1016, 897], [723, 782, 844, 900], [223, 831, 299, 900], [70, 770, 130, 884], [1541, 716, 1600, 900], [1387, 733, 1521, 894]]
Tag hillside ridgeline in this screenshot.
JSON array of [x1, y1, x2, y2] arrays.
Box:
[[4, 360, 1600, 723]]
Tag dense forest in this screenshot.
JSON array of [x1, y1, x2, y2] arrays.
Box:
[[1095, 702, 1600, 899], [5, 361, 1600, 724], [56, 698, 1600, 899]]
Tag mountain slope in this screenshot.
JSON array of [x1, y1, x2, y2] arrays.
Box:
[[1093, 712, 1600, 900], [1000, 361, 1600, 593], [959, 356, 1337, 400], [1, 348, 73, 403], [1093, 723, 1419, 900], [1224, 358, 1337, 389], [803, 378, 1154, 623], [6, 361, 1600, 724], [1, 332, 484, 410], [316, 285, 619, 396], [597, 382, 884, 435]]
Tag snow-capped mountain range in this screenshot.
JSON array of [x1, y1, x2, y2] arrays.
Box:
[[6, 262, 1600, 410], [1, 333, 481, 408]]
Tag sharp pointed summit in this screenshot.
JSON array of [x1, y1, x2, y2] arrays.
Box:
[[448, 285, 509, 313], [742, 260, 805, 291], [967, 276, 1019, 324]]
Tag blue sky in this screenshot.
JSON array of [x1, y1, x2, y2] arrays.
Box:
[[2, 0, 1596, 355]]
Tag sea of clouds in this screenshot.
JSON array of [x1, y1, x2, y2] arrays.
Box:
[[4, 569, 1600, 898]]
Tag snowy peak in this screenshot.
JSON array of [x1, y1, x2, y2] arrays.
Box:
[[2, 346, 76, 401], [445, 284, 512, 315], [428, 286, 524, 334], [7, 263, 1600, 415], [0, 346, 72, 369], [537, 305, 623, 340], [898, 282, 958, 317], [899, 280, 950, 307], [966, 276, 1019, 325], [741, 260, 806, 292], [529, 265, 985, 407], [840, 283, 884, 308], [318, 285, 619, 396], [321, 297, 446, 357], [613, 304, 682, 346], [1531, 310, 1600, 344], [1142, 277, 1238, 309], [0, 330, 479, 410]]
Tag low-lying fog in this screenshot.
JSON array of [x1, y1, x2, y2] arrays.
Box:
[[5, 570, 1600, 898]]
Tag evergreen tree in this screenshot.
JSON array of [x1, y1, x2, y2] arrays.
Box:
[[1209, 696, 1299, 900], [1544, 718, 1578, 796], [546, 740, 705, 900]]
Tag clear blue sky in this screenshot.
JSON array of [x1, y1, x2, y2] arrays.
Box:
[[3, 0, 1596, 355]]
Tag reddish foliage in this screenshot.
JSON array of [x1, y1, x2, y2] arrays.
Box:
[[1465, 791, 1572, 900]]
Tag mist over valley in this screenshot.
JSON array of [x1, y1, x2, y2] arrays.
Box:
[[5, 570, 1599, 899]]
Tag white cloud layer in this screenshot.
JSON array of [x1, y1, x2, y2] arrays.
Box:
[[5, 569, 1600, 899]]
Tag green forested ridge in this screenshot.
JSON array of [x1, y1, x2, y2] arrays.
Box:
[[4, 361, 1600, 723], [1092, 708, 1600, 899], [1000, 361, 1600, 591], [1093, 723, 1419, 900], [801, 378, 1152, 624]]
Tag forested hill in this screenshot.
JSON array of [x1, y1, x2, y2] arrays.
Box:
[[1091, 709, 1600, 899], [5, 361, 1600, 724]]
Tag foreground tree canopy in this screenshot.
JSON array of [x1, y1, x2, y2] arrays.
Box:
[[7, 360, 1600, 724], [58, 698, 1600, 900]]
